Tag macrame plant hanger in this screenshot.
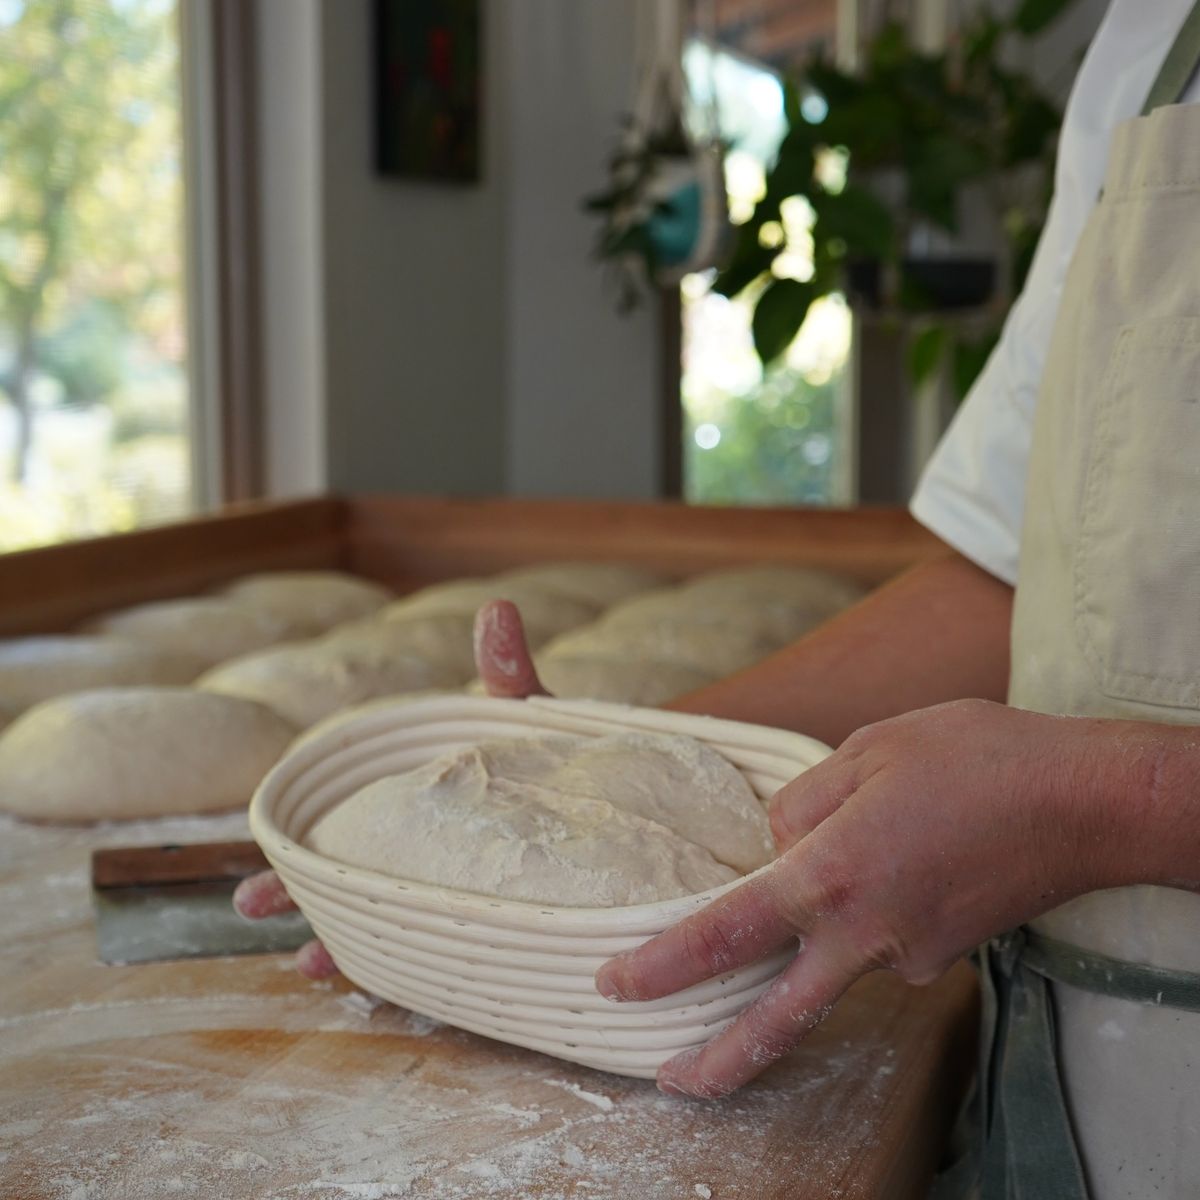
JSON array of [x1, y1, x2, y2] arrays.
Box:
[[588, 0, 728, 305]]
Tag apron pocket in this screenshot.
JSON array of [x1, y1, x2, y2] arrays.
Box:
[[1074, 316, 1200, 708]]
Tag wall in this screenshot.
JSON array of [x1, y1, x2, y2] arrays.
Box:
[[501, 0, 663, 499], [256, 0, 326, 497], [254, 0, 662, 500], [318, 0, 510, 496]]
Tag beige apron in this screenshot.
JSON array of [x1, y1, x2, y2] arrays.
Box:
[[1005, 95, 1200, 1198]]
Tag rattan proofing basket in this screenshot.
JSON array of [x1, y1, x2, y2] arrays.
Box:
[[249, 694, 832, 1078]]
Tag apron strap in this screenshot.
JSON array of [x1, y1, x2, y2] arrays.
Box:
[[1142, 0, 1200, 114], [1023, 928, 1200, 1011], [931, 927, 1200, 1200]]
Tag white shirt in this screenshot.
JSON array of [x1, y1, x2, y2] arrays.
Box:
[[909, 0, 1200, 586]]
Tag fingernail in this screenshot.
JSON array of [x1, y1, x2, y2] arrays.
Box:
[[595, 960, 634, 1001], [657, 1048, 703, 1096]]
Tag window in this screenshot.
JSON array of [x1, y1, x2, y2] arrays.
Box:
[[0, 0, 192, 551], [680, 40, 852, 507]]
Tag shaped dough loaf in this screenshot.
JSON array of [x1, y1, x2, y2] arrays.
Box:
[[598, 586, 816, 647], [0, 636, 205, 713], [0, 688, 297, 821], [498, 561, 666, 607], [197, 639, 464, 727], [88, 597, 308, 668], [322, 613, 479, 680], [384, 579, 599, 639], [541, 622, 772, 677], [307, 732, 765, 905], [682, 565, 865, 615], [219, 571, 392, 634], [530, 656, 715, 706]]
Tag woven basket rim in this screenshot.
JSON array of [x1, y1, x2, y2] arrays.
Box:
[[250, 693, 830, 925]]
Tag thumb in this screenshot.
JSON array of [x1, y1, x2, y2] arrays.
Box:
[[473, 600, 550, 699]]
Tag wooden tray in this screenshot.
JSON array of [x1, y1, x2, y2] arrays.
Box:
[[0, 494, 970, 1199], [0, 493, 943, 635]]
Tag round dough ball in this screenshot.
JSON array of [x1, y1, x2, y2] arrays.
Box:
[[219, 571, 392, 634], [321, 613, 478, 680], [0, 688, 298, 822], [87, 597, 307, 668], [384, 579, 598, 639], [530, 656, 715, 706], [197, 639, 465, 728], [307, 733, 748, 906], [498, 561, 666, 607], [542, 622, 772, 677], [599, 586, 817, 647], [0, 636, 205, 713], [682, 564, 865, 614]]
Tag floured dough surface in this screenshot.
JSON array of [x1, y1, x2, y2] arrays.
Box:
[[542, 622, 773, 677], [322, 613, 479, 680], [599, 586, 821, 646], [197, 639, 465, 727], [219, 571, 392, 634], [682, 565, 865, 614], [498, 562, 666, 607], [531, 656, 715, 706], [0, 687, 297, 821], [88, 597, 307, 668], [307, 733, 765, 905], [0, 636, 205, 713], [385, 579, 599, 638]]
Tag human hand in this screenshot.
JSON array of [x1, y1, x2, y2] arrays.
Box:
[[233, 599, 548, 978], [594, 699, 1123, 1097]]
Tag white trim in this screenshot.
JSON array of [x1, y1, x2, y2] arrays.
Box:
[[255, 0, 327, 497], [179, 0, 224, 509]]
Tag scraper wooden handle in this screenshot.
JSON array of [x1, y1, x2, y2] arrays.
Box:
[[91, 841, 270, 889]]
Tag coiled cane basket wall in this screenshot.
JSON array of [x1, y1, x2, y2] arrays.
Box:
[[250, 694, 832, 1078]]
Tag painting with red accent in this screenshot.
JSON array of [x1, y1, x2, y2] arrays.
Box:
[[373, 0, 481, 183]]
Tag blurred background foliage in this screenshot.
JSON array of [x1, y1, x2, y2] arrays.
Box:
[[0, 0, 189, 551]]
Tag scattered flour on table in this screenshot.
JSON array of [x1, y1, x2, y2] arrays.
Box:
[[3, 809, 907, 1200], [401, 1011, 445, 1038], [543, 1079, 615, 1112]]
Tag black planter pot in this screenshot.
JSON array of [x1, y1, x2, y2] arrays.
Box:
[[846, 257, 997, 311]]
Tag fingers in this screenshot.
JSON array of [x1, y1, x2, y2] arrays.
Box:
[[656, 937, 859, 1098], [473, 600, 549, 699], [595, 868, 803, 1002], [233, 869, 297, 919], [766, 753, 864, 852], [295, 938, 339, 980], [234, 872, 339, 980]]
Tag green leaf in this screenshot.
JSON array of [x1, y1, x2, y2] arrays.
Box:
[[1012, 0, 1073, 35], [813, 184, 895, 261], [1005, 93, 1061, 164], [764, 136, 815, 201], [908, 325, 947, 389], [712, 222, 775, 298], [951, 331, 1000, 399], [752, 279, 815, 366]]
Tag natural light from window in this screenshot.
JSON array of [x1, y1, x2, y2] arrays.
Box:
[[682, 41, 851, 507], [0, 0, 190, 552]]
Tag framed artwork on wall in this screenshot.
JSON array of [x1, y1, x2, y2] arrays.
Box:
[[373, 0, 482, 183]]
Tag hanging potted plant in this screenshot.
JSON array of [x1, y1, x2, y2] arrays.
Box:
[[713, 0, 1079, 398]]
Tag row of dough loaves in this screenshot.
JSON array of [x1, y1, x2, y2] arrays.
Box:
[[0, 562, 864, 822], [0, 565, 661, 820], [483, 564, 867, 706]]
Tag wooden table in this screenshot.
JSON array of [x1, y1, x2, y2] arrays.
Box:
[[0, 495, 969, 1197], [1, 809, 977, 1200]]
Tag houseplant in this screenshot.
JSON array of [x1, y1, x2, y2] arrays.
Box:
[[714, 0, 1080, 398]]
